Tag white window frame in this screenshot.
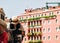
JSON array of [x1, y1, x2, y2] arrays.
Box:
[[48, 28, 51, 32], [43, 28, 46, 33], [56, 19, 58, 23], [48, 36, 51, 40], [48, 20, 50, 23], [56, 27, 59, 32], [43, 36, 46, 40], [55, 35, 59, 40], [43, 20, 45, 25]]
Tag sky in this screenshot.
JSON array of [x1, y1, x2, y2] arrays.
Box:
[[0, 0, 60, 18]]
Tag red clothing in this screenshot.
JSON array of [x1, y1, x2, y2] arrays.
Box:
[[0, 31, 8, 43]]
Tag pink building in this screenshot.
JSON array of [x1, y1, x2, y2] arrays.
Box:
[[17, 6, 60, 43]]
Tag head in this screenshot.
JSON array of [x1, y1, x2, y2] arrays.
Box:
[[0, 19, 7, 34], [16, 23, 20, 30], [15, 22, 24, 31]]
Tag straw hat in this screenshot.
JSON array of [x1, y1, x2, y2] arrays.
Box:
[[0, 19, 7, 29]]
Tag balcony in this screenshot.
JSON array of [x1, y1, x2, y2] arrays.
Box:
[[29, 40, 42, 43], [28, 25, 34, 28], [20, 15, 56, 22], [28, 24, 41, 28], [28, 17, 41, 21], [34, 25, 41, 28], [27, 32, 42, 36], [20, 19, 27, 22], [28, 15, 56, 21]]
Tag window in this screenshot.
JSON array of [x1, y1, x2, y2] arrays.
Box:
[[37, 21, 38, 25], [31, 37, 33, 40], [20, 17, 22, 20], [57, 11, 59, 14], [51, 12, 53, 15], [33, 15, 34, 18], [40, 14, 41, 17], [41, 14, 43, 16], [31, 15, 33, 18], [45, 14, 46, 16], [37, 36, 39, 40], [39, 15, 40, 16], [48, 20, 50, 24], [55, 35, 58, 40], [34, 29, 36, 32], [34, 37, 36, 40], [56, 27, 59, 32], [36, 15, 37, 17], [22, 17, 23, 20], [59, 26, 60, 30], [49, 12, 53, 15], [56, 19, 58, 23], [48, 36, 50, 40], [20, 18, 21, 20], [30, 37, 31, 40], [31, 30, 33, 33], [37, 28, 38, 32], [48, 28, 50, 32], [43, 36, 46, 40], [34, 21, 35, 26], [39, 36, 40, 40], [49, 12, 51, 16], [43, 28, 46, 32], [31, 22, 33, 26], [30, 30, 31, 33], [37, 15, 39, 17]]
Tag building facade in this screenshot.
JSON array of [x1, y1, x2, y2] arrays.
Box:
[[17, 6, 60, 43], [0, 8, 5, 20]]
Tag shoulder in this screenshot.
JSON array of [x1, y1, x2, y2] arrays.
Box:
[[2, 31, 8, 40], [3, 31, 8, 37]]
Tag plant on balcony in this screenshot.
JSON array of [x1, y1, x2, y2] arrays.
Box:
[[27, 33, 32, 36], [42, 16, 50, 18], [34, 32, 42, 35], [38, 40, 42, 43], [28, 25, 35, 28], [27, 32, 42, 37], [29, 40, 42, 43], [29, 40, 33, 43], [37, 24, 41, 26], [27, 32, 35, 36], [28, 18, 34, 21], [20, 19, 27, 22], [20, 19, 23, 21], [28, 17, 41, 21], [20, 15, 56, 22], [35, 17, 40, 20]]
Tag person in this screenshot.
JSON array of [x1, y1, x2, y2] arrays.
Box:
[[0, 19, 8, 43], [12, 23, 25, 43]]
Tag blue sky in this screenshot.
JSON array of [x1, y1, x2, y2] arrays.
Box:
[[0, 0, 60, 18]]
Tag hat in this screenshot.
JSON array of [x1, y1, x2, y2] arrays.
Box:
[[0, 19, 7, 29]]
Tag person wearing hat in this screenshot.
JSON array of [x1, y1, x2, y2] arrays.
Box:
[[0, 19, 8, 43]]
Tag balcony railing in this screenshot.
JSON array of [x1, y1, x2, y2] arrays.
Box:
[[28, 24, 41, 28], [20, 19, 27, 22], [29, 40, 42, 43], [28, 15, 56, 21], [27, 32, 42, 36], [20, 15, 56, 22]]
